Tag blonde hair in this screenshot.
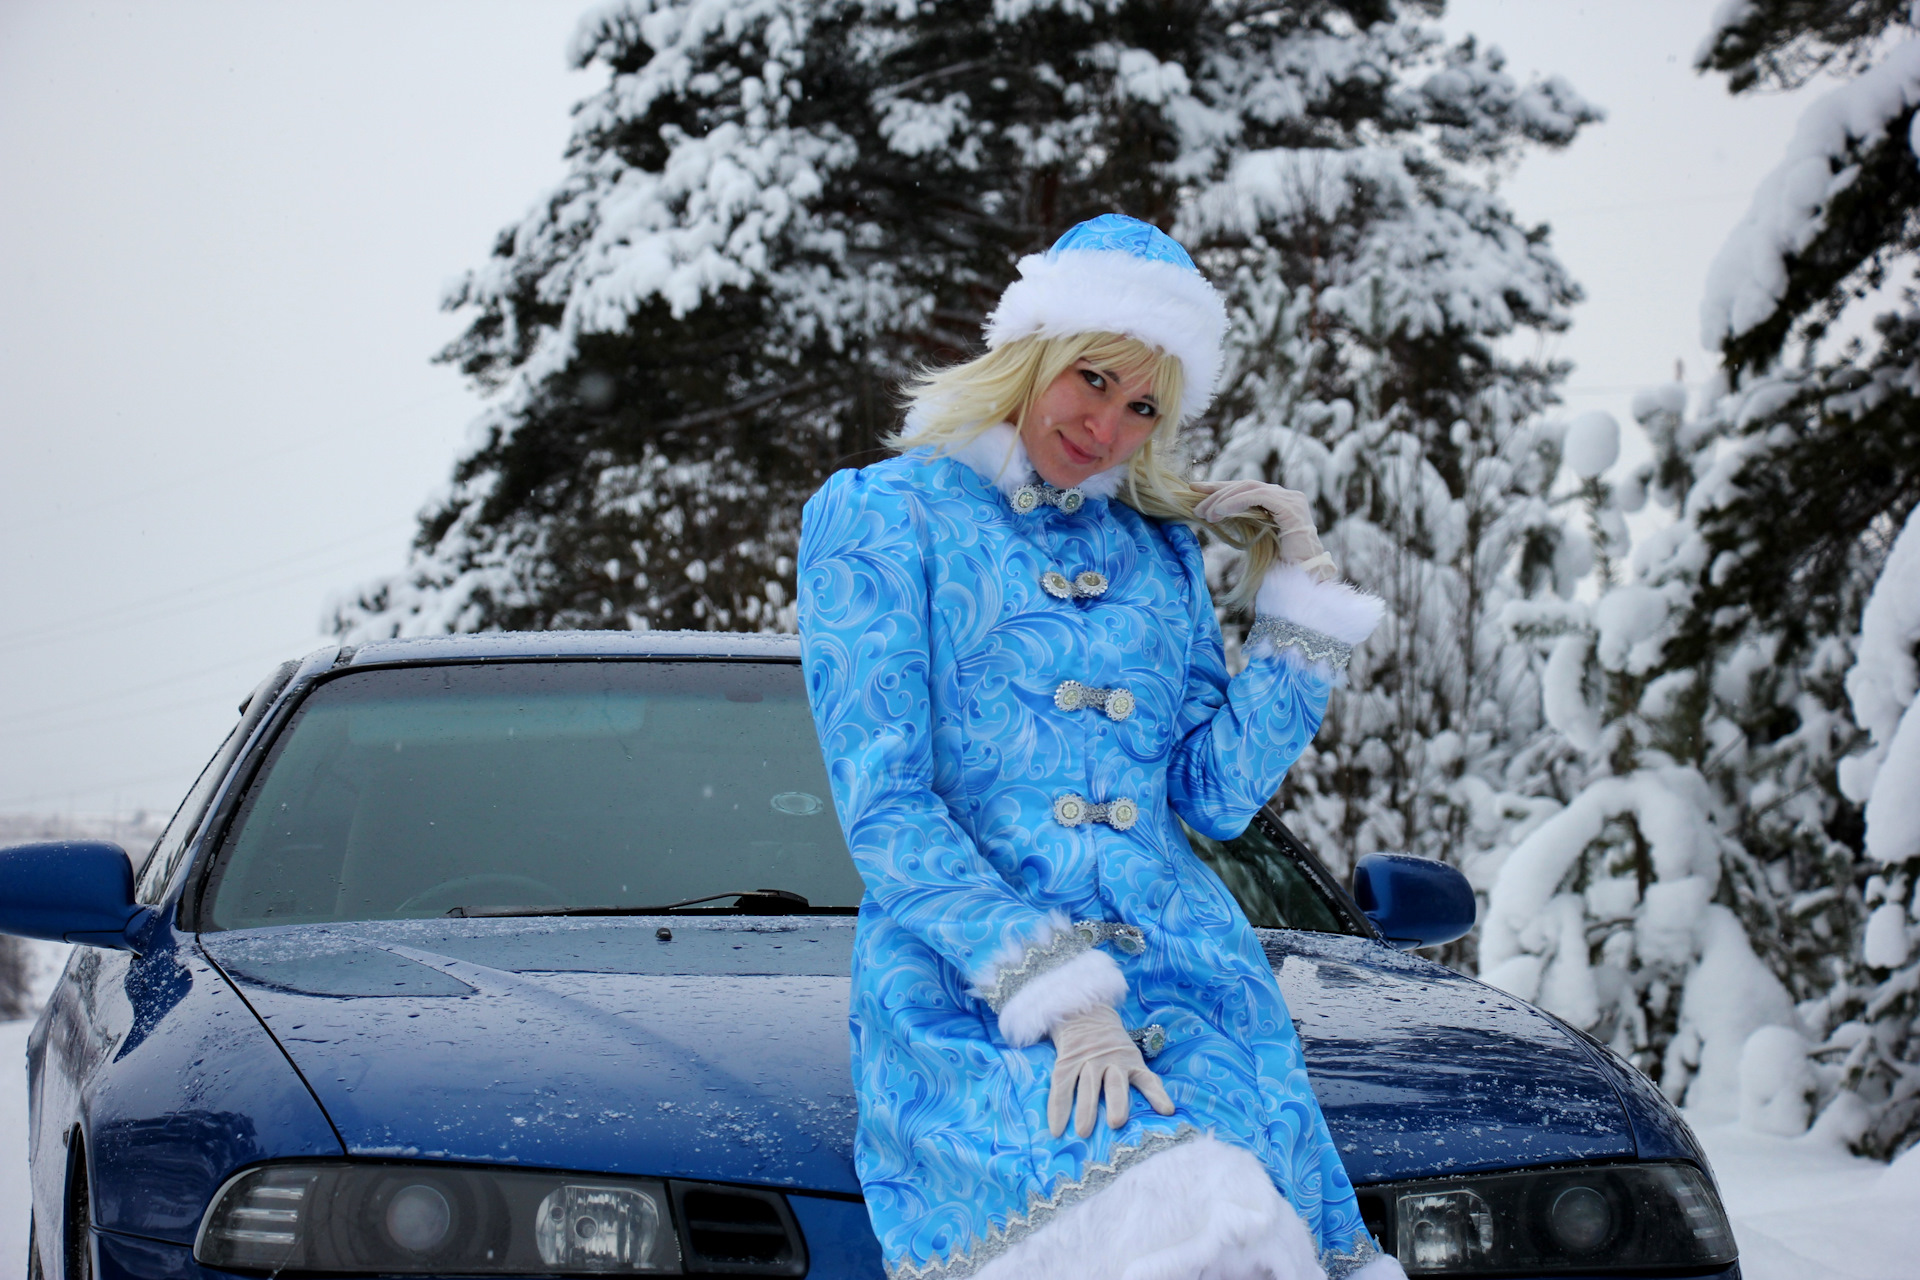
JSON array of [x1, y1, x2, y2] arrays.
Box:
[[889, 332, 1279, 609]]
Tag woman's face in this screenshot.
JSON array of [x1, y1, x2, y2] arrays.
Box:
[[1020, 359, 1163, 489]]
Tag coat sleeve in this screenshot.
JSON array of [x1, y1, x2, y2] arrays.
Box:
[[799, 467, 1123, 1044], [1162, 523, 1385, 840]]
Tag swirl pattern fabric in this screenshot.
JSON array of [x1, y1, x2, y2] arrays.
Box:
[[798, 448, 1375, 1278]]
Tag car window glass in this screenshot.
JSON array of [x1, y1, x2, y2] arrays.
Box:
[[136, 724, 241, 905], [202, 661, 867, 930], [1181, 817, 1348, 933]]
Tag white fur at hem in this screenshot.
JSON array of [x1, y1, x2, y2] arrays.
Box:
[[1345, 1256, 1408, 1280], [995, 949, 1127, 1048], [945, 422, 1125, 501], [967, 1135, 1328, 1280]]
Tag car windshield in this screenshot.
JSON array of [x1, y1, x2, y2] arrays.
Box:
[[201, 657, 1354, 936], [203, 660, 867, 929]]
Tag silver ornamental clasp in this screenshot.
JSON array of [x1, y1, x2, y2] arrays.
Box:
[[1011, 482, 1086, 515], [1052, 792, 1140, 831], [1130, 1024, 1168, 1057], [1074, 920, 1147, 955], [1041, 569, 1109, 600], [1054, 680, 1135, 721]]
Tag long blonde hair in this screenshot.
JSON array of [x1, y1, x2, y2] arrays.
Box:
[[889, 332, 1279, 609]]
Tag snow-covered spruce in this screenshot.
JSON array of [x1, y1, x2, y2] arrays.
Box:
[[332, 0, 1596, 667]]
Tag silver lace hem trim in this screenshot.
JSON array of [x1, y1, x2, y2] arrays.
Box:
[[883, 1126, 1202, 1280], [1247, 614, 1353, 670], [1321, 1231, 1388, 1280]]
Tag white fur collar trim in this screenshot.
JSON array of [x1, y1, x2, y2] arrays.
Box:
[[945, 422, 1126, 502]]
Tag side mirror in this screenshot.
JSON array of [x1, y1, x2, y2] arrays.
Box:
[[0, 841, 149, 951], [1352, 852, 1476, 951]]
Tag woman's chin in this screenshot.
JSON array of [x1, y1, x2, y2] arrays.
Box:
[[1031, 451, 1100, 489]]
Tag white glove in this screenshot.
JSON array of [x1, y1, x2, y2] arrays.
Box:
[[1046, 1004, 1176, 1138], [1191, 479, 1337, 582]]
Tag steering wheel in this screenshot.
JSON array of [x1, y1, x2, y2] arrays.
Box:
[[395, 872, 567, 915]]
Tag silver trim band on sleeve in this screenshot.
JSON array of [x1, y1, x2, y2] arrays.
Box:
[[1246, 615, 1354, 670]]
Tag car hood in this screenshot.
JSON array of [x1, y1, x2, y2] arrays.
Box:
[[1260, 930, 1633, 1183], [201, 919, 1632, 1195]]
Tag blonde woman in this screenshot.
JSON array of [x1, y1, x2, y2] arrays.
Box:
[[798, 215, 1396, 1280]]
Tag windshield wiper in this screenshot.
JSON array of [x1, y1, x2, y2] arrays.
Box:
[[446, 888, 821, 918]]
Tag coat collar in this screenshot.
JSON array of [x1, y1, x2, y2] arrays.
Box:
[[944, 423, 1125, 505]]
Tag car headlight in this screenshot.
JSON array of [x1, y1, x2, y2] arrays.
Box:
[[1358, 1161, 1738, 1274], [194, 1162, 806, 1276]]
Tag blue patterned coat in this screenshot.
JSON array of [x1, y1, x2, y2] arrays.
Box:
[[797, 435, 1379, 1279]]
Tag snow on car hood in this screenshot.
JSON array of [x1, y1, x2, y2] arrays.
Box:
[[1261, 930, 1634, 1183], [201, 917, 864, 1192], [201, 917, 1632, 1196]]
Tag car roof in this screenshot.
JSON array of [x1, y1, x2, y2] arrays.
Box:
[[336, 630, 801, 667]]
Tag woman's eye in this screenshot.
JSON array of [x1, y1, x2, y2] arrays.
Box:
[[1080, 368, 1106, 390], [1130, 401, 1158, 418]]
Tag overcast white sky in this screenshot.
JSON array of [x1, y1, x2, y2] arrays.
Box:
[[0, 0, 1823, 825]]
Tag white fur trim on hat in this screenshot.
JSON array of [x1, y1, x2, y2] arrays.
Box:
[[985, 249, 1228, 423]]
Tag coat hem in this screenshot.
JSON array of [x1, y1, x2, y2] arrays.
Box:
[[882, 1126, 1202, 1280], [881, 1129, 1383, 1280]]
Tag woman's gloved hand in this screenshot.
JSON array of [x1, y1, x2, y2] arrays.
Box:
[[1191, 479, 1337, 582], [1046, 1004, 1176, 1138]]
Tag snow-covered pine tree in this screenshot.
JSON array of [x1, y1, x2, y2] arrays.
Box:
[[1482, 3, 1920, 1152], [1201, 251, 1590, 934], [1693, 0, 1920, 1160], [1479, 377, 1852, 1120], [1840, 504, 1920, 1154], [333, 0, 1597, 655]]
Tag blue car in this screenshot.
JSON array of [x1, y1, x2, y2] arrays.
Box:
[[4, 632, 1740, 1279]]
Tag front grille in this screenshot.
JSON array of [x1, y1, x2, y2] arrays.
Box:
[[670, 1182, 808, 1275]]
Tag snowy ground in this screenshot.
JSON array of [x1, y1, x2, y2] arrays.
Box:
[[1691, 1119, 1920, 1280], [0, 1012, 1912, 1277]]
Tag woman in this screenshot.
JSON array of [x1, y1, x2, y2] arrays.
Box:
[[798, 215, 1400, 1280]]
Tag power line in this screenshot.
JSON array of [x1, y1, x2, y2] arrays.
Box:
[[0, 689, 244, 743], [0, 641, 309, 734], [0, 390, 446, 539], [0, 764, 204, 814], [0, 519, 412, 655]]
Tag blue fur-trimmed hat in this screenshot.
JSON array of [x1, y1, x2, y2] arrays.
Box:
[[983, 214, 1227, 422]]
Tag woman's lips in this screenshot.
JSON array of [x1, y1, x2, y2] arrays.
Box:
[[1059, 435, 1100, 466]]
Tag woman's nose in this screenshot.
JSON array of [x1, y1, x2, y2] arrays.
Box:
[[1084, 404, 1123, 446]]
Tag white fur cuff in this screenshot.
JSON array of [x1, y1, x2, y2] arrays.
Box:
[[1253, 565, 1386, 644], [996, 949, 1127, 1048]]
